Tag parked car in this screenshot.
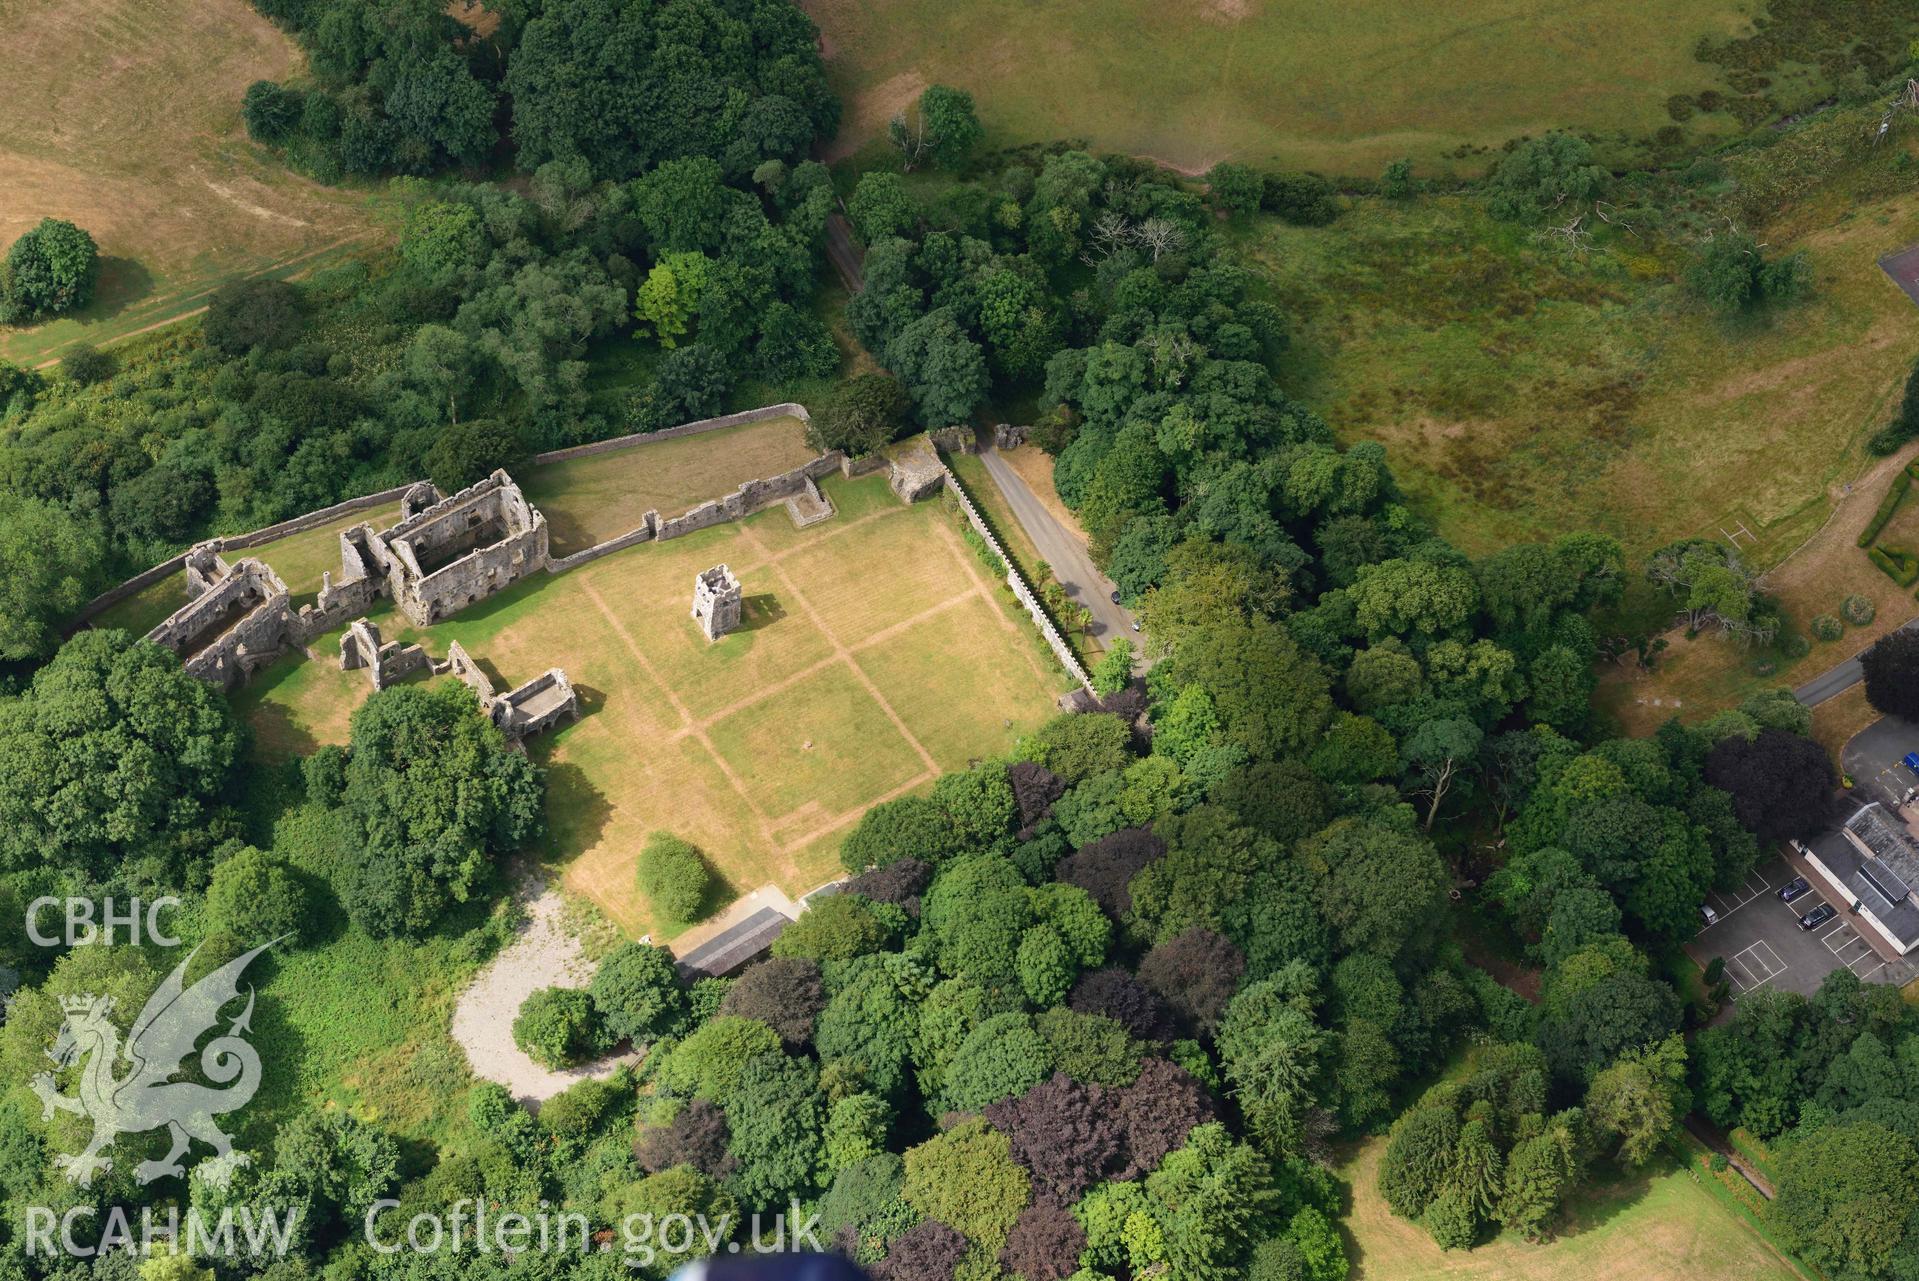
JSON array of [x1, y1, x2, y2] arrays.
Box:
[[1110, 589, 1121, 604], [1778, 876, 1811, 903], [1799, 903, 1837, 931], [1699, 903, 1719, 927], [1904, 751, 1919, 773]]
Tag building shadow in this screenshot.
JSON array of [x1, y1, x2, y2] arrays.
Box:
[[740, 592, 786, 632]]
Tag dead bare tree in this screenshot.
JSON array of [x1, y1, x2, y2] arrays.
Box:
[[888, 112, 929, 171], [1533, 213, 1592, 254], [1079, 210, 1134, 266], [1131, 216, 1187, 262]]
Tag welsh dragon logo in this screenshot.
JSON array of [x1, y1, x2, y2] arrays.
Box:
[[31, 941, 275, 1186]]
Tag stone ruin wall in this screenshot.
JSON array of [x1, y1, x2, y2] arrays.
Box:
[[132, 409, 1095, 727], [549, 452, 842, 571], [339, 619, 432, 690], [443, 641, 578, 740], [147, 550, 298, 691], [372, 472, 549, 626]]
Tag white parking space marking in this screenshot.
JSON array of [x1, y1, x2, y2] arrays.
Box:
[[1703, 870, 1774, 925], [1817, 918, 1894, 980], [1725, 940, 1786, 996], [1707, 871, 1773, 916]]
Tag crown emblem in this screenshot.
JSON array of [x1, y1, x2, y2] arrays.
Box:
[[60, 994, 111, 1018]]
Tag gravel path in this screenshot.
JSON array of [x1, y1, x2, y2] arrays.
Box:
[[449, 879, 640, 1111]]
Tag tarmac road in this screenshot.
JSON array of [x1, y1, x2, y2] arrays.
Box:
[[975, 445, 1136, 647], [1793, 617, 1919, 707]]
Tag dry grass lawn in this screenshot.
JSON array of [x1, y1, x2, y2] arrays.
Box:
[[806, 0, 1754, 173], [521, 417, 816, 555], [237, 472, 1071, 937], [0, 0, 374, 365], [1247, 191, 1919, 562], [1340, 1138, 1804, 1281]]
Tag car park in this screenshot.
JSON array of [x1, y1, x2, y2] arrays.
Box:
[[1778, 876, 1811, 903], [1798, 903, 1837, 931]]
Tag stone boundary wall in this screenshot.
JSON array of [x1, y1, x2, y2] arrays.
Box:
[[546, 452, 843, 573], [938, 463, 1094, 692], [528, 402, 812, 465], [217, 484, 416, 552], [70, 483, 416, 628], [76, 403, 813, 627], [74, 553, 193, 626]]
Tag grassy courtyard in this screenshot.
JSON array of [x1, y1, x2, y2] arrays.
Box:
[[806, 0, 1756, 173], [235, 469, 1072, 937], [1339, 1137, 1805, 1281]]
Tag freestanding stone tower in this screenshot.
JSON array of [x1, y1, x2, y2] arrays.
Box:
[[692, 564, 743, 641]]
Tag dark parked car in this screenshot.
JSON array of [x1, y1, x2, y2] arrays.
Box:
[[1110, 589, 1121, 604], [1798, 903, 1837, 931], [1778, 876, 1811, 904]]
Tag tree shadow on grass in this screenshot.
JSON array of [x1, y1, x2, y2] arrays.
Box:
[[1543, 1154, 1665, 1242], [539, 761, 614, 862], [236, 684, 320, 764], [88, 256, 156, 321]]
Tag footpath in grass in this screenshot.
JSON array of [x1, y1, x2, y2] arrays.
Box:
[[1339, 1137, 1805, 1281], [0, 0, 374, 367]]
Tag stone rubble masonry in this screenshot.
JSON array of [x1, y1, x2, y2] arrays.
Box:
[[527, 401, 813, 465], [68, 482, 418, 630], [545, 452, 843, 573], [445, 640, 581, 740], [146, 548, 296, 692], [784, 474, 833, 528], [888, 439, 946, 504], [929, 425, 976, 456], [692, 564, 744, 642], [350, 470, 548, 627], [338, 619, 431, 690], [840, 450, 889, 479]]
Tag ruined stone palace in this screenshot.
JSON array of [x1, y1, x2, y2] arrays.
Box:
[[146, 470, 575, 741]]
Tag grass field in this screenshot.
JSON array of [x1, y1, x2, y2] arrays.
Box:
[[520, 416, 817, 555], [237, 470, 1071, 936], [0, 0, 374, 366], [806, 0, 1756, 173], [1243, 190, 1919, 564], [1245, 184, 1919, 734], [1339, 1137, 1805, 1281]]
